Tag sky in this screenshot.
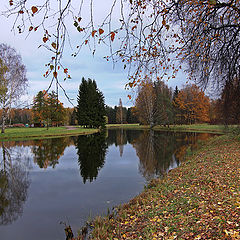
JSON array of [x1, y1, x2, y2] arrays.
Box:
[[0, 0, 186, 108]]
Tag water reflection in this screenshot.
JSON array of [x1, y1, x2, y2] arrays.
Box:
[[31, 138, 71, 169], [107, 129, 213, 181], [0, 142, 29, 225], [75, 132, 108, 183]]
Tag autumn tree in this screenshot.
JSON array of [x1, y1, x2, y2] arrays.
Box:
[[45, 91, 66, 127], [135, 80, 156, 127], [32, 90, 66, 127], [154, 81, 174, 126], [32, 91, 47, 126], [174, 85, 210, 124], [0, 44, 28, 133]]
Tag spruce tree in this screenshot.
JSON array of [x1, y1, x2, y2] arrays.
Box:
[[77, 77, 106, 128]]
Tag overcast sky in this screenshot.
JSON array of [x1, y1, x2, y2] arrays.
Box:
[[0, 0, 186, 108]]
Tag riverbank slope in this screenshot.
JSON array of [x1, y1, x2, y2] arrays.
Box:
[[90, 134, 240, 239]]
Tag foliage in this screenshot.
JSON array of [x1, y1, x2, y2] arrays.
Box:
[[154, 81, 174, 126], [135, 80, 157, 127], [0, 44, 28, 133], [174, 84, 210, 124], [77, 78, 106, 128], [134, 80, 174, 127], [32, 90, 66, 127]]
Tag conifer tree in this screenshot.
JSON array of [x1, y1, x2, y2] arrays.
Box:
[[77, 78, 106, 128]]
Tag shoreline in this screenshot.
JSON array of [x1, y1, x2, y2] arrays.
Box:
[[88, 134, 240, 239], [0, 126, 99, 141]]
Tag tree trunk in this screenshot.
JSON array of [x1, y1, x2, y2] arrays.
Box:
[[1, 109, 7, 133]]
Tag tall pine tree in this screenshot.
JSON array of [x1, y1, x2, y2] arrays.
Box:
[[77, 78, 106, 128]]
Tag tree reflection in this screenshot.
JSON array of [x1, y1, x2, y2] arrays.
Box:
[[0, 142, 29, 225], [75, 132, 107, 183], [132, 131, 211, 181], [31, 137, 70, 168]]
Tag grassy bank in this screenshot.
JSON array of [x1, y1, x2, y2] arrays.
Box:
[[106, 124, 147, 129], [0, 126, 99, 141], [107, 123, 238, 134], [89, 134, 240, 239]]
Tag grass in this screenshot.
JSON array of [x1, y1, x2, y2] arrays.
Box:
[[153, 123, 231, 134], [107, 123, 239, 134], [0, 126, 99, 141], [106, 124, 147, 129], [87, 134, 240, 239]]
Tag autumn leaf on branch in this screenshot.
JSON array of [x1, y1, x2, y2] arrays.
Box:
[[110, 32, 115, 41], [31, 6, 38, 14]]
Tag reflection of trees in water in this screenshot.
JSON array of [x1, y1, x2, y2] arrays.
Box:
[[0, 142, 29, 225], [132, 131, 213, 181], [31, 137, 71, 168], [75, 132, 107, 183], [132, 130, 180, 180], [106, 129, 142, 157]]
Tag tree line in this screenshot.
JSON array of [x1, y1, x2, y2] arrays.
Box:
[[1, 79, 239, 128], [134, 80, 240, 126]]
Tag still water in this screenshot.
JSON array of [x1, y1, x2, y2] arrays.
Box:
[[0, 129, 214, 240]]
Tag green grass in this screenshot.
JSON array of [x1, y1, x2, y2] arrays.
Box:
[[106, 123, 146, 129], [107, 123, 238, 134], [153, 123, 228, 134], [0, 126, 99, 141], [86, 134, 240, 239]]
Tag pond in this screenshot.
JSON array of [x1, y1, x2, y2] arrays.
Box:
[[0, 129, 214, 240]]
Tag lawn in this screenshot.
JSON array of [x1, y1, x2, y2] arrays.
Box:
[[88, 134, 240, 239], [107, 123, 234, 134], [0, 126, 98, 141]]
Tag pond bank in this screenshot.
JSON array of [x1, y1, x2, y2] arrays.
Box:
[[88, 134, 240, 239], [107, 123, 231, 134], [0, 126, 99, 141]]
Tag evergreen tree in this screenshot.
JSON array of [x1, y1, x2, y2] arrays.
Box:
[[77, 78, 106, 128], [105, 105, 116, 124], [126, 107, 138, 124], [116, 98, 123, 124]]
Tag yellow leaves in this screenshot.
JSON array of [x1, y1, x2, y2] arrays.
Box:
[[224, 229, 240, 238], [31, 6, 38, 14]]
